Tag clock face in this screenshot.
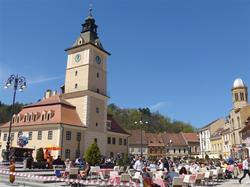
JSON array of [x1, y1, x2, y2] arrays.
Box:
[[74, 54, 81, 62], [95, 55, 101, 64]]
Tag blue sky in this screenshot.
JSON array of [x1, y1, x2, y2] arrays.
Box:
[[0, 0, 249, 128]]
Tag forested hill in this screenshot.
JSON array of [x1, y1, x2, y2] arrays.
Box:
[[0, 101, 195, 133], [0, 101, 25, 123], [108, 104, 195, 133]]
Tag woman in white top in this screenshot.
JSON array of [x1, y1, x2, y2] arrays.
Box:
[[239, 157, 250, 184]]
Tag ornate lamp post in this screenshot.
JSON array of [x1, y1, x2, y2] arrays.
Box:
[[134, 117, 148, 157], [4, 74, 26, 161]]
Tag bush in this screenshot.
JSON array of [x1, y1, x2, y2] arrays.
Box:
[[36, 148, 44, 162], [84, 142, 101, 166]]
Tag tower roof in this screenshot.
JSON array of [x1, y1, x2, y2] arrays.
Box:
[[233, 78, 245, 88], [65, 7, 110, 55]]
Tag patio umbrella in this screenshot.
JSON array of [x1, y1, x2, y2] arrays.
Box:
[[44, 146, 63, 151]]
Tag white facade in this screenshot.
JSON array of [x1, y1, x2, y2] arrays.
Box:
[[199, 129, 210, 158]]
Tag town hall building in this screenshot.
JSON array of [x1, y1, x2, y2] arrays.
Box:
[[0, 9, 129, 161]]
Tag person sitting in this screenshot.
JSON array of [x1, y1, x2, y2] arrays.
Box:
[[179, 166, 187, 175], [79, 162, 90, 179], [63, 159, 72, 178], [158, 159, 164, 171], [53, 156, 64, 165], [142, 167, 160, 187], [165, 167, 179, 185]]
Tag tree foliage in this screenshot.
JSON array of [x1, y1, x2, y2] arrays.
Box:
[[108, 103, 194, 133], [36, 148, 45, 162], [0, 101, 25, 123], [84, 142, 101, 166]]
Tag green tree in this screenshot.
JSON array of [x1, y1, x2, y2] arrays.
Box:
[[36, 148, 44, 162], [84, 142, 101, 166], [107, 103, 195, 133]]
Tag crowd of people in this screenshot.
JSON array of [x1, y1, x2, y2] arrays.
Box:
[[129, 155, 250, 186], [7, 152, 250, 186]]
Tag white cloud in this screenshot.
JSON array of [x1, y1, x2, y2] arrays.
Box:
[[28, 75, 64, 84], [149, 101, 169, 111]]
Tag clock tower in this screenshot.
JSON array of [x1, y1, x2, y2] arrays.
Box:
[[63, 8, 110, 155]]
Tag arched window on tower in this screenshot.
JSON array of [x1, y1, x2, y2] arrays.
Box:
[[235, 93, 239, 101], [240, 92, 244, 101]]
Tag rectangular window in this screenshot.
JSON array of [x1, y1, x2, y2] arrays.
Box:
[[131, 148, 134, 152], [124, 139, 127, 146], [112, 137, 116, 145], [66, 131, 71, 140], [96, 107, 100, 113], [28, 132, 32, 140], [76, 132, 81, 141], [18, 131, 23, 137], [11, 133, 14, 141], [65, 149, 70, 159], [37, 131, 42, 140], [75, 150, 80, 158], [3, 133, 7, 141], [107, 137, 111, 144], [48, 131, 53, 140], [119, 138, 122, 145]]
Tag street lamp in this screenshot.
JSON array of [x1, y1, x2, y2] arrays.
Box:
[[4, 74, 26, 162], [134, 117, 148, 157]]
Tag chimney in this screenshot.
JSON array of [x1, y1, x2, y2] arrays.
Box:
[[52, 90, 57, 96], [44, 89, 52, 99]]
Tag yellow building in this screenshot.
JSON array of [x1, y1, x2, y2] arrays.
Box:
[[210, 128, 224, 159], [0, 9, 129, 161], [226, 78, 250, 159], [199, 119, 225, 158]]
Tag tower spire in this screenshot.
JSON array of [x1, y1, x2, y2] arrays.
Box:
[[89, 4, 93, 17]]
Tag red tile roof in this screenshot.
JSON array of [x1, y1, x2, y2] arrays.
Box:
[[1, 95, 84, 128], [24, 95, 75, 108], [127, 130, 148, 145], [161, 133, 187, 147], [146, 133, 164, 147], [181, 133, 199, 143], [107, 115, 130, 135]]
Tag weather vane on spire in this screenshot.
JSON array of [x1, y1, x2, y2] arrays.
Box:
[[89, 4, 93, 17]]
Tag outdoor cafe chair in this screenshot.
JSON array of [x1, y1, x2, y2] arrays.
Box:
[[120, 173, 131, 183], [89, 166, 100, 179], [132, 172, 143, 183], [204, 171, 214, 186], [195, 173, 204, 186], [172, 176, 184, 187]]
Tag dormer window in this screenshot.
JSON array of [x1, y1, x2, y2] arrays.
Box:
[[41, 113, 45, 121], [33, 113, 37, 121], [12, 115, 16, 123], [24, 115, 27, 122], [28, 114, 32, 122]]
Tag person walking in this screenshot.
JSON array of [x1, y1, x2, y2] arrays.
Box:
[[239, 156, 250, 184], [9, 159, 15, 184]]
